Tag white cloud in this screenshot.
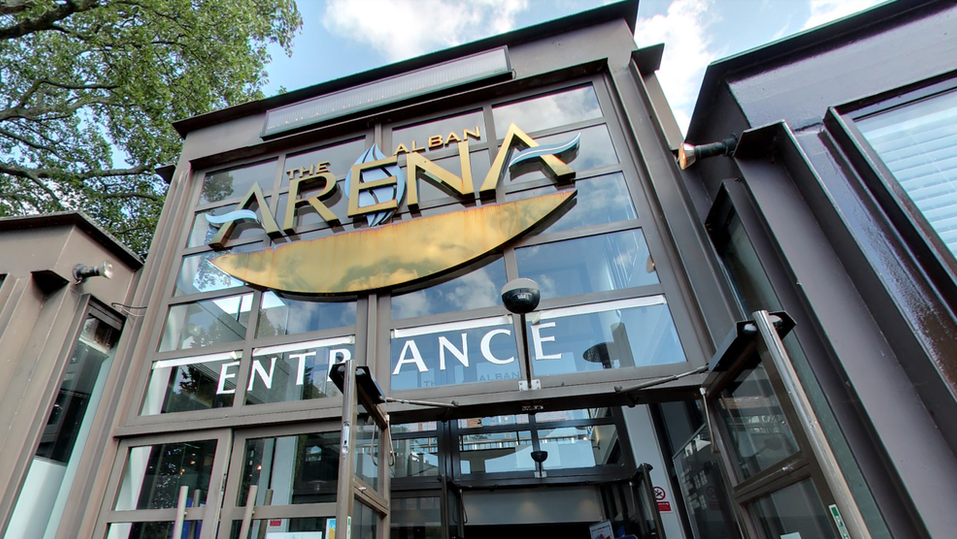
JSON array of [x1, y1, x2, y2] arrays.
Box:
[[633, 0, 717, 135], [802, 0, 883, 30], [323, 0, 529, 62]]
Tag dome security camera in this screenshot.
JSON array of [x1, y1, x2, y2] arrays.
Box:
[[501, 278, 541, 314]]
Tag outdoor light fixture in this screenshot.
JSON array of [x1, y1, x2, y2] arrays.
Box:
[[502, 278, 542, 391], [677, 135, 737, 170], [531, 450, 548, 478], [72, 261, 113, 284]]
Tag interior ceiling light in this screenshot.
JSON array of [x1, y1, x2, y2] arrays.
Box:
[[677, 135, 738, 170]]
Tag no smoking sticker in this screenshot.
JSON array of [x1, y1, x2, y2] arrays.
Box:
[[654, 486, 672, 512]]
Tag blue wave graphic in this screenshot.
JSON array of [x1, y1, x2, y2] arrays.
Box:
[[344, 144, 406, 226], [507, 133, 581, 170], [205, 209, 260, 227]]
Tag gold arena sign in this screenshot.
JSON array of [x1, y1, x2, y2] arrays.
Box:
[[207, 123, 581, 294]]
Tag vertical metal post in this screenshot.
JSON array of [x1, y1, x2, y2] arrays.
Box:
[[752, 310, 871, 539], [517, 313, 534, 387], [171, 485, 189, 539], [336, 360, 358, 539], [237, 485, 258, 539]]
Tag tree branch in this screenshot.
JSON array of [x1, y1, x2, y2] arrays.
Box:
[[0, 0, 33, 16], [0, 0, 100, 41]]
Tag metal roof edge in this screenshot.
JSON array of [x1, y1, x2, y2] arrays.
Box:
[[172, 0, 639, 137], [686, 0, 942, 141], [0, 211, 144, 268]]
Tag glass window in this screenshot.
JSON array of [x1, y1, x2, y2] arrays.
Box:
[[459, 431, 534, 474], [353, 501, 378, 539], [391, 110, 485, 153], [257, 292, 356, 337], [158, 293, 252, 352], [390, 316, 519, 391], [141, 351, 240, 415], [392, 421, 437, 434], [673, 431, 739, 539], [506, 172, 636, 233], [391, 257, 507, 319], [458, 414, 529, 429], [535, 408, 612, 422], [187, 197, 272, 248], [239, 432, 340, 505], [276, 179, 348, 232], [502, 124, 618, 185], [749, 478, 837, 539], [515, 229, 658, 300], [174, 244, 261, 296], [528, 296, 686, 377], [400, 149, 490, 203], [392, 497, 442, 539], [231, 518, 330, 539], [392, 437, 439, 478], [355, 420, 379, 490], [283, 137, 369, 186], [715, 359, 799, 481], [857, 89, 957, 258], [106, 522, 178, 539], [114, 439, 218, 510], [5, 315, 120, 539], [538, 424, 622, 469], [245, 337, 354, 405], [492, 86, 602, 136], [199, 160, 277, 205]]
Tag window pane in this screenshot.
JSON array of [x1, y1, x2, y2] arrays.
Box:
[[535, 407, 612, 422], [257, 292, 356, 338], [187, 197, 271, 248], [200, 160, 276, 205], [458, 414, 529, 429], [493, 86, 602, 136], [239, 432, 340, 505], [107, 522, 179, 539], [6, 316, 121, 539], [246, 338, 354, 405], [283, 137, 369, 186], [857, 89, 957, 258], [231, 518, 330, 539], [459, 431, 534, 474], [114, 440, 217, 510], [141, 352, 240, 415], [174, 245, 260, 296], [673, 431, 739, 539], [749, 478, 837, 539], [392, 110, 485, 153], [390, 317, 519, 391], [276, 179, 348, 232], [355, 421, 379, 490], [502, 125, 618, 185], [538, 424, 622, 469], [391, 257, 507, 319], [506, 172, 636, 233], [353, 501, 378, 539], [528, 297, 686, 377], [158, 293, 252, 352], [392, 437, 439, 478], [392, 497, 442, 539], [516, 229, 658, 300], [716, 359, 799, 481], [400, 149, 490, 203], [392, 421, 437, 434]]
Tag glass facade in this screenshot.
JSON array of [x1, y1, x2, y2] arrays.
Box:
[[95, 71, 703, 539]]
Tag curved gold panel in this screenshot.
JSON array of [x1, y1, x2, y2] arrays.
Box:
[[210, 191, 575, 294]]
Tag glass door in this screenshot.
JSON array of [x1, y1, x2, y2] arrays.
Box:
[[598, 464, 666, 539], [701, 311, 850, 539], [94, 429, 232, 539], [218, 422, 342, 539]]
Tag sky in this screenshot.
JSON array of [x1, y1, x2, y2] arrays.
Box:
[[263, 0, 887, 135]]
